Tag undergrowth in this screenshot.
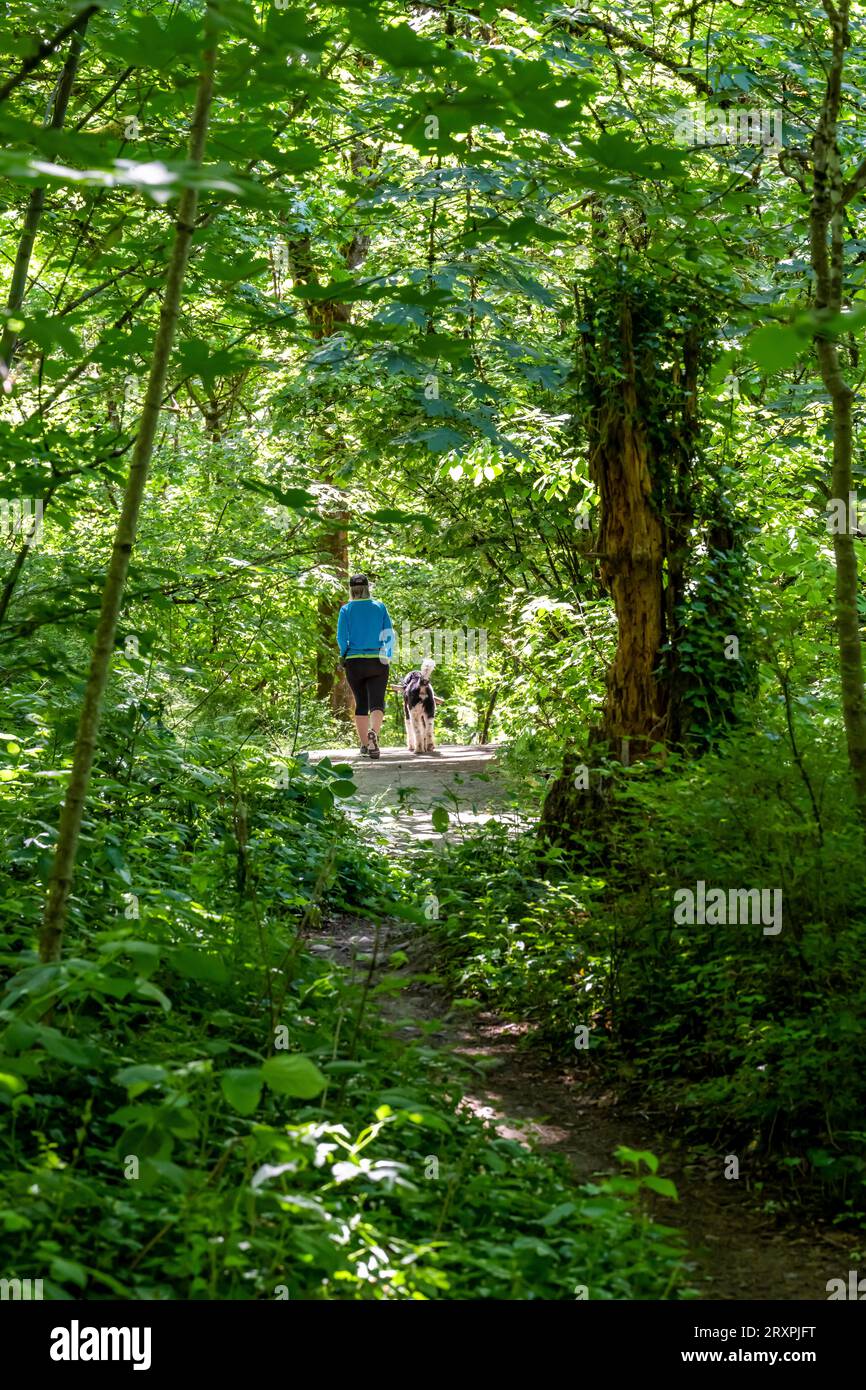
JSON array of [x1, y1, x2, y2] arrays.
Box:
[[413, 731, 866, 1226], [0, 695, 689, 1299]]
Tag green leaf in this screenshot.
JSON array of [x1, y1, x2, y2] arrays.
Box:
[[40, 1030, 101, 1068], [744, 324, 806, 371], [115, 1064, 169, 1090], [539, 1201, 576, 1227], [134, 980, 172, 1012], [616, 1145, 659, 1173], [0, 1209, 32, 1231], [643, 1175, 678, 1200], [431, 806, 450, 833], [139, 1158, 190, 1191], [261, 1054, 326, 1099], [50, 1257, 88, 1290], [367, 507, 436, 529], [348, 14, 443, 69], [237, 478, 316, 510], [406, 426, 467, 454], [375, 899, 429, 924], [21, 312, 81, 357], [221, 1068, 263, 1116], [172, 946, 229, 984]]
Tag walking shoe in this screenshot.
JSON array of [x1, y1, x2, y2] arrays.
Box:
[[360, 744, 370, 756], [366, 728, 380, 759]]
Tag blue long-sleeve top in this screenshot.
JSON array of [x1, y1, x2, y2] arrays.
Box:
[[336, 598, 395, 661]]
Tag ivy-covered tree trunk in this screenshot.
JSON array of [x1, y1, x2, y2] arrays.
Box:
[[582, 273, 716, 757], [540, 270, 714, 843], [810, 0, 866, 830], [590, 291, 667, 754], [39, 18, 219, 962]]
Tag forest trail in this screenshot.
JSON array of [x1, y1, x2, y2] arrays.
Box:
[[312, 755, 857, 1302]]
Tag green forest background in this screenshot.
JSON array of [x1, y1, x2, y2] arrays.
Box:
[[1, 0, 866, 1300]]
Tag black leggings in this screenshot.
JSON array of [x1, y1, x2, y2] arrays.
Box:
[[344, 657, 389, 716]]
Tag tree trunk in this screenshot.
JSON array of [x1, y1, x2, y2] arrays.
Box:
[[39, 16, 219, 962], [0, 4, 97, 105], [660, 325, 701, 745], [0, 21, 87, 379], [1, 286, 155, 626], [590, 291, 666, 756], [316, 508, 354, 718], [287, 141, 377, 721], [286, 233, 354, 717], [809, 0, 866, 828], [0, 19, 90, 632], [539, 272, 713, 845], [0, 483, 58, 626]]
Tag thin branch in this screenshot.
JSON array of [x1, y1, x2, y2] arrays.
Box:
[[0, 5, 99, 105]]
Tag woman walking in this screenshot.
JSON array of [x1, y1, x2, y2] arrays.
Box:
[[336, 573, 393, 759]]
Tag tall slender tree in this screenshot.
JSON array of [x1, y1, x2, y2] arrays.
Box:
[[39, 9, 219, 962], [809, 0, 866, 830]]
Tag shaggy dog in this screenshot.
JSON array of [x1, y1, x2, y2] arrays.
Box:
[[401, 658, 437, 754]]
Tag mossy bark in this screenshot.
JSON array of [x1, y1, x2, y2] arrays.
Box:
[[540, 273, 711, 845]]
